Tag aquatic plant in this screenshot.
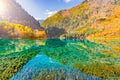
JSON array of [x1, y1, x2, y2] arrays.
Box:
[[73, 62, 120, 79], [0, 46, 41, 80]]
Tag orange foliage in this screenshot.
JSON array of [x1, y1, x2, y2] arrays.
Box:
[[0, 21, 47, 39]]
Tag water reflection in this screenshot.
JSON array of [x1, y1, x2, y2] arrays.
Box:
[[0, 38, 120, 79], [0, 39, 46, 55], [45, 39, 66, 48]]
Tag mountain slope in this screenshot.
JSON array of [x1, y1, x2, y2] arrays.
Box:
[[42, 0, 120, 39], [0, 0, 42, 30], [38, 19, 44, 24], [42, 2, 89, 32]]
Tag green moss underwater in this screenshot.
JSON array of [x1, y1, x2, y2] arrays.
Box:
[[0, 39, 120, 80]]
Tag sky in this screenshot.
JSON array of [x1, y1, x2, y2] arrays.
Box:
[[16, 0, 84, 20]]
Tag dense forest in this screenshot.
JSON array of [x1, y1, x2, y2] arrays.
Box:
[[0, 21, 46, 39], [42, 0, 120, 40]]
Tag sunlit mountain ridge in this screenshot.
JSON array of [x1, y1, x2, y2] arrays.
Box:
[[0, 0, 42, 30], [42, 0, 120, 40]]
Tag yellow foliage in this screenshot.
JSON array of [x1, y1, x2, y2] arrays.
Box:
[[79, 43, 87, 49], [87, 6, 120, 43], [34, 30, 47, 39], [77, 27, 87, 34], [0, 21, 47, 39]]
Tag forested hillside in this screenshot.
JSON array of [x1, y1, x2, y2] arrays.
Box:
[[0, 21, 46, 39], [42, 0, 120, 40]]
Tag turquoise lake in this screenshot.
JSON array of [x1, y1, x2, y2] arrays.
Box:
[[0, 39, 120, 79]]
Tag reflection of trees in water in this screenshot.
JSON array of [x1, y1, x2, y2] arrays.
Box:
[[0, 39, 39, 55], [45, 39, 66, 48]]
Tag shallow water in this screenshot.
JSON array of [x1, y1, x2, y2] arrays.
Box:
[[0, 38, 120, 79], [11, 53, 101, 80]]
